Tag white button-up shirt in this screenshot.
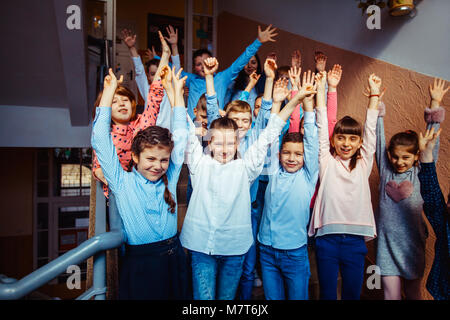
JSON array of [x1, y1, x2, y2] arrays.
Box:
[[180, 113, 286, 255]]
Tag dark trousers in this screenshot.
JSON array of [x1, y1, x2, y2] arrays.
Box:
[[119, 234, 190, 300], [315, 234, 368, 300]]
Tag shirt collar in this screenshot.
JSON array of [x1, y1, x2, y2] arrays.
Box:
[[132, 167, 160, 185]]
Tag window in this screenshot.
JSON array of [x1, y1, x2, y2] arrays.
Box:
[[34, 148, 92, 284]]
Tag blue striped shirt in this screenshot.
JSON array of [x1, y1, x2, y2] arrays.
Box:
[[91, 106, 188, 245]]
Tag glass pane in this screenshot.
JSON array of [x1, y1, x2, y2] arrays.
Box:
[[193, 16, 213, 52], [193, 0, 213, 15], [86, 0, 106, 39], [58, 206, 90, 229], [37, 181, 48, 197], [37, 231, 48, 257], [37, 203, 48, 230], [37, 149, 48, 163], [37, 164, 48, 181]]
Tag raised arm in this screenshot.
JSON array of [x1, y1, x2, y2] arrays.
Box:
[[203, 57, 221, 127], [220, 25, 277, 85], [287, 65, 302, 133], [239, 71, 261, 102], [121, 29, 150, 101], [326, 64, 342, 136], [301, 81, 319, 184], [425, 78, 448, 162], [167, 66, 189, 178], [91, 69, 125, 192], [361, 74, 382, 171], [314, 70, 333, 168]]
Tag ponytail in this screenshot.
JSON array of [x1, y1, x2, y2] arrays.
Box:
[[162, 174, 176, 214]]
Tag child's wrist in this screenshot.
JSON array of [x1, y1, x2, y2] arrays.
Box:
[[431, 99, 441, 108], [328, 86, 337, 92]]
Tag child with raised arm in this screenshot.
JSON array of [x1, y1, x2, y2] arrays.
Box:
[[308, 71, 381, 300], [121, 26, 181, 130], [181, 25, 277, 119], [91, 66, 189, 300], [417, 126, 449, 301], [180, 68, 316, 300], [92, 31, 169, 196], [375, 78, 447, 300], [257, 70, 319, 300]]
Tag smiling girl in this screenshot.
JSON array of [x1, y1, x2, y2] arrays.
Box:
[[91, 66, 190, 300], [308, 72, 382, 300], [92, 31, 170, 197], [375, 78, 448, 300]]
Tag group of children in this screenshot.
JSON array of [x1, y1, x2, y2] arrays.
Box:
[[91, 24, 449, 300]]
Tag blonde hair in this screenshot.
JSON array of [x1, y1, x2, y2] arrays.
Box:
[[224, 100, 252, 118]]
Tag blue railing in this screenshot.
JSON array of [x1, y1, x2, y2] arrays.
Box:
[[0, 182, 125, 300]]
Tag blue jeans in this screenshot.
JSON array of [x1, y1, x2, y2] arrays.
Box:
[[190, 250, 245, 300], [315, 234, 368, 300], [238, 200, 262, 300], [259, 244, 310, 300]]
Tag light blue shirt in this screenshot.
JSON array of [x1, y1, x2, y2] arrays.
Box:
[[258, 111, 319, 250], [182, 39, 262, 120], [180, 112, 287, 255], [91, 106, 188, 245]]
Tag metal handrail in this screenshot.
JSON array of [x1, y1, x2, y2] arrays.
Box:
[[0, 182, 125, 300]]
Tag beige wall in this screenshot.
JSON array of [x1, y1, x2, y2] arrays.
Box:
[[218, 12, 450, 300]]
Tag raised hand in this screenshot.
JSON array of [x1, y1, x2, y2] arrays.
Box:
[[202, 57, 219, 76], [291, 49, 302, 69], [159, 30, 171, 57], [429, 78, 449, 105], [144, 46, 157, 60], [160, 65, 174, 106], [315, 51, 327, 73], [248, 71, 261, 87], [121, 29, 136, 49], [172, 66, 188, 107], [104, 68, 123, 92], [165, 25, 178, 46], [258, 24, 278, 43], [327, 64, 343, 89], [273, 78, 289, 103], [419, 127, 442, 163], [368, 73, 382, 94], [288, 66, 301, 90], [297, 70, 317, 101], [314, 70, 327, 91], [264, 58, 277, 79]]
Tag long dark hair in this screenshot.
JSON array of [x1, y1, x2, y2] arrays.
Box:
[[131, 126, 176, 213], [232, 54, 262, 93], [331, 116, 363, 171]]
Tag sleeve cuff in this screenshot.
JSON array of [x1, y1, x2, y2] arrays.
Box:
[[424, 107, 445, 123], [303, 111, 315, 124]]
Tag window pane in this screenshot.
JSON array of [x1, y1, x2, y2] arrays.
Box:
[[193, 15, 213, 52], [37, 231, 48, 257], [193, 0, 213, 15], [58, 206, 90, 229], [37, 203, 48, 230], [37, 181, 48, 197]]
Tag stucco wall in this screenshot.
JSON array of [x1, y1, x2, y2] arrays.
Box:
[[217, 11, 449, 300]]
